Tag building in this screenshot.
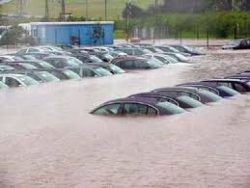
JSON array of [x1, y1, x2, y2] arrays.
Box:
[[30, 21, 114, 46]]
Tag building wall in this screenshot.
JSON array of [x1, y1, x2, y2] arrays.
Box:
[[31, 23, 113, 46]]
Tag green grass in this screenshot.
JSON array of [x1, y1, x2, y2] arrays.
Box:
[[0, 0, 162, 20]]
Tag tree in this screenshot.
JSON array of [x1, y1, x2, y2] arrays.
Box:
[[122, 3, 145, 19], [0, 26, 25, 45]]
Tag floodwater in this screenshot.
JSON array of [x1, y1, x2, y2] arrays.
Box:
[[0, 48, 250, 188]]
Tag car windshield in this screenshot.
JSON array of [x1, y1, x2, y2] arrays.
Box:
[[36, 71, 60, 82], [228, 39, 242, 45], [37, 61, 55, 69], [177, 95, 204, 108], [198, 90, 222, 102], [94, 67, 113, 76], [22, 63, 37, 69], [0, 81, 8, 89], [67, 58, 83, 67], [0, 65, 15, 71], [217, 86, 240, 95], [147, 58, 164, 68], [157, 101, 186, 114], [62, 70, 81, 79], [18, 75, 39, 86], [109, 64, 125, 74], [90, 55, 103, 63]]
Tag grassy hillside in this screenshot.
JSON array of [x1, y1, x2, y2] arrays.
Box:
[[0, 0, 161, 20]]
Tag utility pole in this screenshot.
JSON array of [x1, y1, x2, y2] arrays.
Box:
[[61, 0, 66, 21], [85, 0, 88, 20], [19, 0, 24, 16], [105, 0, 107, 20], [45, 0, 49, 20]]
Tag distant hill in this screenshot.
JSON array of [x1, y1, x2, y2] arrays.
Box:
[[0, 0, 158, 20]]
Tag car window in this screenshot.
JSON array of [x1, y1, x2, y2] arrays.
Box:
[[94, 103, 121, 115], [17, 49, 27, 54], [198, 90, 222, 101], [217, 86, 239, 95], [217, 82, 233, 88], [233, 83, 247, 92], [5, 77, 21, 87], [156, 101, 185, 115], [28, 48, 39, 53], [81, 68, 96, 77], [179, 91, 200, 101], [134, 61, 147, 69], [119, 60, 134, 69], [123, 103, 157, 116], [177, 96, 204, 108]]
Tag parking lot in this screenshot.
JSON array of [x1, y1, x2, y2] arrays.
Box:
[[0, 43, 250, 187]]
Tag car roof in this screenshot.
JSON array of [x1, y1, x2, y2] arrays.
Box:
[[101, 97, 160, 107], [202, 78, 249, 83]]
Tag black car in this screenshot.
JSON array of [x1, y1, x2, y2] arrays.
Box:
[[177, 82, 240, 98], [201, 79, 250, 93], [222, 39, 250, 50], [152, 87, 222, 104], [128, 92, 204, 109], [90, 97, 186, 116]]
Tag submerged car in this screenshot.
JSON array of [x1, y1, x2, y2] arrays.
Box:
[[177, 82, 240, 98], [111, 56, 163, 70], [0, 74, 39, 87], [201, 79, 250, 93], [152, 87, 222, 104], [90, 97, 186, 116], [70, 65, 113, 78], [170, 45, 204, 56], [128, 92, 204, 109], [0, 81, 8, 89], [222, 39, 250, 50], [43, 56, 83, 69]]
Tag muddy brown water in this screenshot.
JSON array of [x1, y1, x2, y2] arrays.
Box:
[[0, 49, 250, 188]]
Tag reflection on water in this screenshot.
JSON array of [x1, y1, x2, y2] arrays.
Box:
[[0, 51, 250, 188]]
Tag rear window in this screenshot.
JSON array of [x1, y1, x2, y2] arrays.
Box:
[[177, 96, 204, 108], [199, 90, 222, 102], [217, 86, 239, 95], [157, 101, 185, 115]]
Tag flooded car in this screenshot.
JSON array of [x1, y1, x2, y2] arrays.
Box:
[[128, 92, 204, 109], [222, 39, 250, 50], [201, 79, 250, 93], [0, 73, 39, 87], [90, 97, 186, 116], [152, 87, 222, 104]]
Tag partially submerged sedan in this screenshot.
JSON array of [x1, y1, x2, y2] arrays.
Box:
[[110, 56, 164, 70], [152, 87, 222, 104], [0, 74, 39, 87], [128, 92, 204, 109], [90, 97, 186, 116], [201, 79, 250, 93], [177, 82, 240, 98]]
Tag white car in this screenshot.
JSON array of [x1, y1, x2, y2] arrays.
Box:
[[0, 74, 39, 88]]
